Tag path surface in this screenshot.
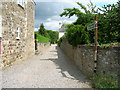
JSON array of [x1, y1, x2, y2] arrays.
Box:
[[2, 44, 91, 88]]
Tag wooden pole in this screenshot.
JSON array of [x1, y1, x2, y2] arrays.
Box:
[[94, 15, 98, 73]]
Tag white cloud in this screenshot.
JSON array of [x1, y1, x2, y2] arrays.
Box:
[[34, 0, 115, 2], [92, 0, 118, 3], [34, 0, 118, 31], [46, 18, 52, 22], [44, 20, 61, 31], [34, 28, 39, 31], [35, 0, 118, 4], [43, 15, 77, 31], [44, 19, 75, 31]]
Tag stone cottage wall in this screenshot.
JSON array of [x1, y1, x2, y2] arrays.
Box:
[[25, 1, 35, 60], [1, 1, 35, 67], [0, 2, 2, 67], [60, 39, 120, 78]]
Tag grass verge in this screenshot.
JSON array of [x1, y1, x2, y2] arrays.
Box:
[[91, 74, 118, 88], [35, 32, 50, 43]]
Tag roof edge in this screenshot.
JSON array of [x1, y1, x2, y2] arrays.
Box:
[[31, 0, 36, 5]]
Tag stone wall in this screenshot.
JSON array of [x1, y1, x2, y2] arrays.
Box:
[[1, 1, 35, 67], [36, 43, 50, 55], [60, 39, 120, 78], [97, 47, 120, 77]]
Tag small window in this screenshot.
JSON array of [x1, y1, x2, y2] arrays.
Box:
[[16, 27, 20, 40], [17, 0, 24, 7]]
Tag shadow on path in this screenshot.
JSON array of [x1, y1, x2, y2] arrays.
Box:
[[41, 45, 91, 84]]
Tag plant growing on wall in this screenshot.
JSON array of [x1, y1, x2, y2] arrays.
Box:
[[66, 24, 89, 47]]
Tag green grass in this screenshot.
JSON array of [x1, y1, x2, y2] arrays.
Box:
[[91, 74, 118, 88], [35, 32, 50, 43]]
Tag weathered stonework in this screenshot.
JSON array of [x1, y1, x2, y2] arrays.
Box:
[[61, 39, 120, 78], [36, 43, 50, 55], [0, 0, 35, 67], [97, 47, 120, 77]]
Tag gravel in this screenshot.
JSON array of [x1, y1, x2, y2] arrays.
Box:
[[2, 44, 91, 88]]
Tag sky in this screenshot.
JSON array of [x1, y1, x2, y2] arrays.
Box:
[[34, 0, 118, 31]]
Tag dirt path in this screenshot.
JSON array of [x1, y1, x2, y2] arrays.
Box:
[[2, 44, 91, 88]]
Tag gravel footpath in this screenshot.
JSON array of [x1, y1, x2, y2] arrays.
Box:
[[2, 44, 91, 88]]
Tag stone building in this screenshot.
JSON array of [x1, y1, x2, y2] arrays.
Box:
[[59, 23, 67, 39], [0, 0, 36, 67]]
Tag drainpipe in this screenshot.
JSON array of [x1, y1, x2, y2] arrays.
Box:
[[94, 15, 98, 73]]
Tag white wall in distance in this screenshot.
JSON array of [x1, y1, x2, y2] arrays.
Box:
[[59, 32, 65, 39]]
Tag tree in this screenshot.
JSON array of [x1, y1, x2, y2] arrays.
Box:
[[98, 1, 120, 44], [60, 1, 96, 46], [46, 30, 59, 44], [38, 23, 47, 37], [60, 1, 120, 45], [60, 1, 97, 25], [66, 24, 89, 47]]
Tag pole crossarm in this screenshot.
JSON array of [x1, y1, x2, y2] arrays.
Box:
[[87, 22, 95, 30]]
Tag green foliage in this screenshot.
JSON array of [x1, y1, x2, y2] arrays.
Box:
[[35, 32, 50, 43], [66, 24, 89, 47], [60, 1, 120, 46], [98, 2, 120, 44], [46, 30, 59, 44], [57, 35, 65, 47], [91, 74, 118, 88], [60, 1, 96, 47], [37, 23, 59, 44], [38, 23, 47, 37], [60, 1, 96, 25]]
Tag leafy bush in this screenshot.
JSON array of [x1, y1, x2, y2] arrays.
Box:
[[60, 1, 120, 45], [57, 35, 65, 47], [98, 2, 120, 44], [91, 74, 118, 88], [46, 30, 59, 44], [66, 24, 89, 47]]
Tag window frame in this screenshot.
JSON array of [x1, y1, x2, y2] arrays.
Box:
[[17, 0, 24, 8], [16, 27, 20, 40]]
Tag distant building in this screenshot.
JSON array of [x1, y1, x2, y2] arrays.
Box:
[[0, 0, 36, 67], [59, 24, 67, 39]]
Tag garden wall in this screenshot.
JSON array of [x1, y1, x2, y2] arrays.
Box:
[[36, 42, 50, 55], [60, 39, 120, 78]]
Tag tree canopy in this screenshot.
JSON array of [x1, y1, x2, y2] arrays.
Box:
[[60, 1, 120, 46], [46, 30, 59, 44], [37, 23, 59, 44], [38, 23, 47, 37]]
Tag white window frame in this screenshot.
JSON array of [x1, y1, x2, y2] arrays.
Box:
[[17, 0, 24, 8], [16, 27, 20, 40]]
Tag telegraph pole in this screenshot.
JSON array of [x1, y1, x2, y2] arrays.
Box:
[[94, 15, 98, 73]]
